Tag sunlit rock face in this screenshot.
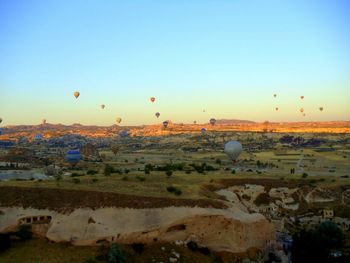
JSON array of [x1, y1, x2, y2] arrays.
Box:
[[0, 206, 275, 253]]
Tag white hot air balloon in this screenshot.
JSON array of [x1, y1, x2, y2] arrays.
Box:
[[224, 141, 243, 163]]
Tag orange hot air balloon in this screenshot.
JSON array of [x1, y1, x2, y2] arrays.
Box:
[[150, 97, 155, 103], [74, 91, 80, 99], [300, 108, 304, 113], [275, 107, 279, 111], [319, 107, 324, 111], [300, 96, 304, 100]]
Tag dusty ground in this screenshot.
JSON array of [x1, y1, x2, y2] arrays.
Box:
[[0, 186, 225, 213]]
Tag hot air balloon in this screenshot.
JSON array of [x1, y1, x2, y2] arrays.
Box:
[[201, 128, 206, 134], [319, 107, 324, 111], [163, 120, 169, 128], [273, 94, 277, 98], [300, 96, 304, 100], [300, 108, 304, 113], [101, 104, 105, 109], [209, 118, 216, 126], [155, 112, 160, 118], [116, 117, 122, 124], [0, 118, 2, 124], [65, 149, 81, 165], [193, 120, 197, 124], [303, 113, 306, 117], [275, 107, 279, 111], [42, 119, 46, 125], [150, 97, 155, 103], [74, 91, 80, 99], [224, 141, 243, 163]]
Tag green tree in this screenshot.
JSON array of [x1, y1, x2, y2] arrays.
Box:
[[108, 243, 125, 263]]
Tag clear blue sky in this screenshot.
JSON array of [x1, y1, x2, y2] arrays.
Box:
[[0, 0, 349, 125]]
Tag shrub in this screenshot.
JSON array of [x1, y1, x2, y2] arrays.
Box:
[[108, 243, 125, 263], [87, 169, 98, 175], [144, 169, 150, 174], [0, 234, 11, 252], [166, 170, 173, 177], [187, 241, 198, 251], [104, 164, 114, 176], [131, 243, 145, 254], [231, 169, 236, 174], [71, 173, 81, 177], [302, 172, 308, 178], [167, 186, 176, 193], [73, 178, 80, 184], [136, 176, 145, 182], [174, 189, 182, 196], [122, 176, 128, 181], [16, 224, 32, 240], [124, 159, 128, 163], [124, 169, 130, 174], [92, 178, 98, 183], [145, 164, 154, 171], [215, 158, 222, 165]]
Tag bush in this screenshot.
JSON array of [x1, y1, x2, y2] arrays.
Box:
[[16, 224, 32, 240], [72, 178, 80, 184], [131, 243, 145, 254], [302, 172, 308, 178], [144, 169, 150, 174], [71, 173, 81, 177], [231, 169, 236, 174], [166, 170, 173, 177], [104, 164, 114, 176], [292, 221, 345, 263], [174, 189, 182, 196], [0, 234, 11, 252], [124, 169, 130, 174], [187, 241, 198, 251], [136, 176, 145, 182], [167, 186, 176, 193], [167, 186, 182, 196], [215, 158, 222, 165], [87, 169, 98, 175], [122, 176, 128, 181], [108, 243, 125, 263], [92, 178, 98, 183]]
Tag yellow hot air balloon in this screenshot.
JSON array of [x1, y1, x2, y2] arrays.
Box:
[[300, 108, 304, 113], [319, 107, 324, 111], [116, 117, 122, 124], [74, 91, 80, 99]]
